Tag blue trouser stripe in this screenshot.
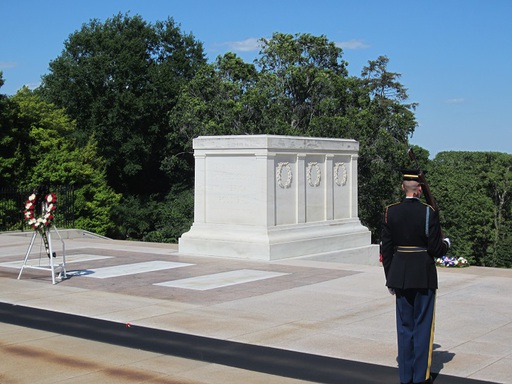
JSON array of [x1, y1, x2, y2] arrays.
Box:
[[395, 288, 436, 383]]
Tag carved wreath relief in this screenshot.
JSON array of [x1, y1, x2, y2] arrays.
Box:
[[276, 162, 293, 188], [306, 162, 321, 187], [334, 162, 347, 186], [277, 161, 346, 189]]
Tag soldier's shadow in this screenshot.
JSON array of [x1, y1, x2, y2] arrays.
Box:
[[431, 343, 455, 381]]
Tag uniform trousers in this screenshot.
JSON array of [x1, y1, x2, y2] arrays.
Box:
[[395, 288, 436, 384]]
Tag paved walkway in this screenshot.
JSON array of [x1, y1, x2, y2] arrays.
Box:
[[0, 230, 510, 383]]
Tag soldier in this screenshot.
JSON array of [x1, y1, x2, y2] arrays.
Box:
[[381, 170, 450, 384]]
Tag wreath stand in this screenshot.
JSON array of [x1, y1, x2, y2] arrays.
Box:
[[17, 225, 67, 284]]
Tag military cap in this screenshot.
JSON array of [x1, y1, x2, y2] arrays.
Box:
[[402, 169, 427, 181]]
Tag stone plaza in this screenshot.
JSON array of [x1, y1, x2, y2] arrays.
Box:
[[0, 230, 511, 383]]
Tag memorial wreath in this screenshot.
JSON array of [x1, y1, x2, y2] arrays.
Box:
[[24, 192, 57, 232]]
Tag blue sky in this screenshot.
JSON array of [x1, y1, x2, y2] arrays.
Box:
[[1, 0, 510, 157]]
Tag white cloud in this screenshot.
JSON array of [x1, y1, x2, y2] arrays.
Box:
[[220, 37, 368, 54], [335, 39, 369, 50], [0, 61, 17, 70], [223, 37, 262, 52], [25, 82, 41, 90], [446, 98, 465, 104]]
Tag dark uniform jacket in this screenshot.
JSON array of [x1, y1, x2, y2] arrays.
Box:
[[381, 198, 448, 290]]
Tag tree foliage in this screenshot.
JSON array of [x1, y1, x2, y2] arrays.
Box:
[[0, 85, 120, 236], [429, 152, 512, 267], [40, 13, 206, 195], [0, 72, 26, 187], [165, 53, 261, 182]]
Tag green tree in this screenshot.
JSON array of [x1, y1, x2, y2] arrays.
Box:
[[254, 33, 349, 135], [8, 88, 120, 236], [40, 13, 206, 195], [358, 56, 418, 236], [0, 73, 28, 187], [0, 73, 25, 230], [429, 151, 512, 267], [12, 87, 74, 188], [145, 184, 194, 243], [483, 153, 512, 267], [164, 53, 261, 182], [30, 136, 122, 236]]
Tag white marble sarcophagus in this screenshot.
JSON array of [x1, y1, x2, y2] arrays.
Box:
[[178, 135, 378, 264]]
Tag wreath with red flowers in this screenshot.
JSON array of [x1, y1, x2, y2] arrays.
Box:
[[24, 192, 57, 231]]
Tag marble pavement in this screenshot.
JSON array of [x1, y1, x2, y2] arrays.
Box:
[[0, 231, 511, 383]]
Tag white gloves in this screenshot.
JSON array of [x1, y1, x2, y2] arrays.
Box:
[[443, 237, 451, 248]]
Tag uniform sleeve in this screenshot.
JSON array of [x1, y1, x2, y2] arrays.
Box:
[[427, 207, 449, 258], [381, 207, 394, 277]]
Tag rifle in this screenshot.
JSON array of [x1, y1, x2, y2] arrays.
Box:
[[407, 147, 439, 212]]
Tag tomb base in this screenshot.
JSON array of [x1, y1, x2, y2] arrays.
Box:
[[179, 220, 379, 264]]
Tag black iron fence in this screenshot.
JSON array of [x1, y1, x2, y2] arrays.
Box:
[[0, 186, 75, 232]]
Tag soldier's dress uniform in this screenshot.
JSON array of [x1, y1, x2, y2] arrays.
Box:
[[381, 173, 449, 384]]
